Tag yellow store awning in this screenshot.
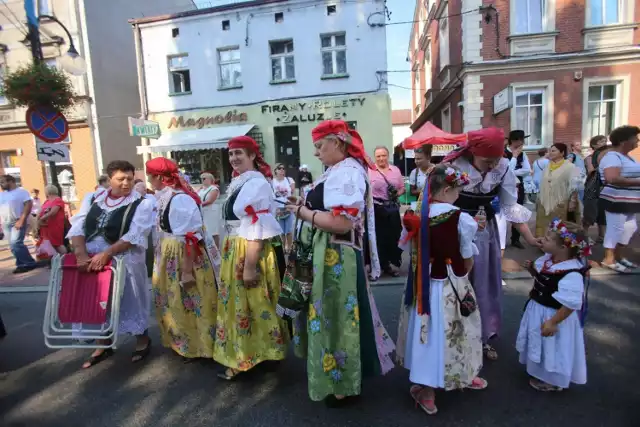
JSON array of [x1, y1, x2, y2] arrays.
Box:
[[136, 124, 255, 154]]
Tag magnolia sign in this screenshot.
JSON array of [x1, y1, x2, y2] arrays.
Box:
[[167, 110, 248, 129]]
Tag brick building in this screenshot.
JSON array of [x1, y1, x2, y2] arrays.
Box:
[[408, 0, 640, 157]]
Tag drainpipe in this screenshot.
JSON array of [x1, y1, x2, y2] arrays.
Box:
[[132, 23, 150, 165]]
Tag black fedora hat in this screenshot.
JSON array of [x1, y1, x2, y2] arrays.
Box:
[[507, 130, 530, 141]]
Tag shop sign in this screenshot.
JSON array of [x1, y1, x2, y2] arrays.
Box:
[[493, 86, 512, 116], [261, 97, 366, 124], [167, 110, 248, 129], [432, 144, 457, 156]]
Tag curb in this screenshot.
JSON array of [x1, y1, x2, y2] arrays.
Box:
[[0, 285, 49, 294]]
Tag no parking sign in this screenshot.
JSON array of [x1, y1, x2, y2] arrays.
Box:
[[25, 105, 69, 143]]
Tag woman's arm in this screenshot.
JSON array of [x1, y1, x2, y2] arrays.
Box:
[[201, 188, 219, 207], [38, 205, 60, 222], [603, 167, 640, 187], [289, 178, 296, 194], [289, 205, 353, 234], [243, 239, 263, 285], [584, 155, 595, 174], [88, 239, 133, 271]]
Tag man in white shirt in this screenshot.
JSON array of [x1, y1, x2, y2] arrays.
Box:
[[504, 130, 531, 249], [0, 175, 38, 273]]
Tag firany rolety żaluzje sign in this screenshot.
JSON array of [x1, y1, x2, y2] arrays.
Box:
[[261, 97, 366, 124], [129, 117, 161, 138]]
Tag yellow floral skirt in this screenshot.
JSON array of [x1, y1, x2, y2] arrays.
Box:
[[152, 238, 218, 358], [214, 236, 289, 371]]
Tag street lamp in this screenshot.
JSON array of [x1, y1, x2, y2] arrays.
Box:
[[38, 14, 87, 76]]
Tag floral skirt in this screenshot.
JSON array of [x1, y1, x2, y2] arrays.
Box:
[[214, 236, 289, 371], [293, 229, 394, 401], [152, 238, 218, 358]]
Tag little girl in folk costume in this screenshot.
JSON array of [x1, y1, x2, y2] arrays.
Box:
[[518, 219, 590, 392], [396, 163, 486, 416]]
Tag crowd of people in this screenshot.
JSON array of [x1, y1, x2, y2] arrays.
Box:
[[1, 120, 639, 415]]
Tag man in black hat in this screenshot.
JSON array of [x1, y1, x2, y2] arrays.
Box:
[[504, 130, 531, 249]]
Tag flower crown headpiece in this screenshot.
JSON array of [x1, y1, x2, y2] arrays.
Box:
[[549, 218, 592, 257], [444, 167, 470, 187]]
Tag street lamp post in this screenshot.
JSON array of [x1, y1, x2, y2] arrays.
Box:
[[23, 1, 87, 194]]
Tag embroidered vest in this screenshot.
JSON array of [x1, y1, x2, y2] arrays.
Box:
[[84, 198, 143, 244], [529, 267, 588, 309], [429, 210, 467, 280]]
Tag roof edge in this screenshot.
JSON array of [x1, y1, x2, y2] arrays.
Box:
[[129, 0, 289, 25]]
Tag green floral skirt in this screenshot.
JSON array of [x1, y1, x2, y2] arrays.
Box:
[[293, 228, 381, 401]]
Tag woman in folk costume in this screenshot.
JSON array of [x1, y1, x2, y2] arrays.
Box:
[[67, 160, 154, 368], [285, 120, 394, 407], [535, 143, 583, 237], [444, 128, 538, 360], [146, 157, 219, 361], [396, 163, 485, 416], [214, 136, 288, 380]]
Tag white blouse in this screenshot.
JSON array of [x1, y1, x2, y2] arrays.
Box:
[[533, 255, 585, 310], [227, 171, 283, 241], [429, 203, 479, 259], [453, 157, 531, 224], [67, 190, 154, 249], [321, 159, 367, 221]]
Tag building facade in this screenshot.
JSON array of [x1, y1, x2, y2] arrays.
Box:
[[132, 0, 392, 184], [408, 0, 640, 156], [0, 0, 195, 209]]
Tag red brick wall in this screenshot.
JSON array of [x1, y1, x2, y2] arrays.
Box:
[[480, 63, 640, 147]]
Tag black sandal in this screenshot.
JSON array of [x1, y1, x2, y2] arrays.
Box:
[[82, 348, 114, 369], [324, 394, 360, 408], [131, 338, 152, 363], [217, 367, 240, 381]]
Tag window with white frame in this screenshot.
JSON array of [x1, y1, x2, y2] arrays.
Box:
[[441, 105, 451, 132], [218, 47, 241, 88], [270, 40, 295, 82], [168, 55, 191, 94], [514, 89, 544, 146], [514, 0, 545, 34], [586, 83, 617, 137], [0, 64, 7, 105], [320, 33, 347, 76], [589, 0, 620, 26], [438, 16, 449, 71]]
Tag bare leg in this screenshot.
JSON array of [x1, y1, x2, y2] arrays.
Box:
[[602, 247, 617, 265]]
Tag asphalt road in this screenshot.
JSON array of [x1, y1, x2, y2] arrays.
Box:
[[0, 277, 638, 427]]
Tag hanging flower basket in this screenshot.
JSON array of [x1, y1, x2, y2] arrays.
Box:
[[0, 62, 76, 112]]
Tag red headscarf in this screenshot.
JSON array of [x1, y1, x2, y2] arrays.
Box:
[[443, 128, 505, 163], [145, 157, 201, 205], [311, 120, 374, 169], [228, 136, 273, 178]]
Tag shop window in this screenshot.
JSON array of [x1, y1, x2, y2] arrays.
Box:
[[589, 0, 619, 26], [320, 33, 347, 76], [168, 54, 191, 94], [270, 40, 295, 82], [218, 47, 242, 89], [514, 89, 544, 146], [586, 83, 618, 137]]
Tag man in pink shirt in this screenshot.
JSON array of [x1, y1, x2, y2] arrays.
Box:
[[368, 146, 405, 277]]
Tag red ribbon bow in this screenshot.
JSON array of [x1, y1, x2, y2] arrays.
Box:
[[401, 210, 421, 244], [245, 206, 270, 224], [331, 206, 360, 217], [184, 232, 202, 258]]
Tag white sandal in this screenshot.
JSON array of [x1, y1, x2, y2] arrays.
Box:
[[602, 262, 632, 274]]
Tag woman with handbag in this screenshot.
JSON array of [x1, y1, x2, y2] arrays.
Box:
[[285, 120, 394, 407], [396, 163, 486, 416], [368, 146, 405, 277], [214, 136, 288, 380]]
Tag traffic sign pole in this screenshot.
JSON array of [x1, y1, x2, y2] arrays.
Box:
[[24, 0, 60, 194]]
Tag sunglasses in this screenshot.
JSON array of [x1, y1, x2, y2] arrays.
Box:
[[276, 167, 285, 170]]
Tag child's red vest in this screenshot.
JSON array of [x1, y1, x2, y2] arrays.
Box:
[[429, 209, 467, 280]]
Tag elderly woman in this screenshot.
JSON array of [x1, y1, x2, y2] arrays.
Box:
[[198, 173, 221, 248], [444, 128, 537, 360], [369, 146, 405, 277], [67, 160, 154, 368], [535, 143, 583, 237], [286, 120, 394, 406], [36, 185, 67, 259], [146, 157, 218, 361], [214, 136, 288, 380], [599, 126, 640, 273]]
